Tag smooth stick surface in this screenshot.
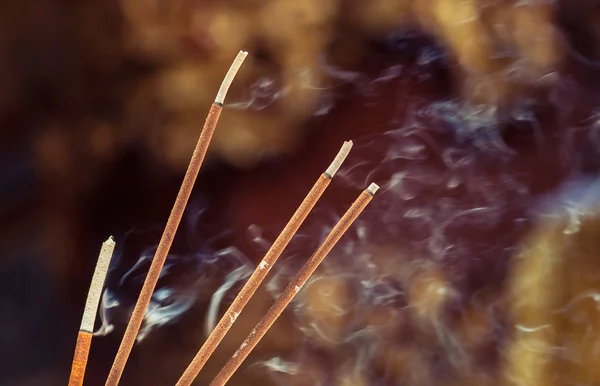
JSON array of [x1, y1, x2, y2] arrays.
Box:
[[210, 183, 379, 386]]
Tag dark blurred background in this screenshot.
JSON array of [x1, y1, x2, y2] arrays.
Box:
[[2, 0, 600, 385]]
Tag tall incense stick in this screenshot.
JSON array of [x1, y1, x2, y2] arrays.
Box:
[[105, 50, 248, 386], [175, 141, 353, 386], [68, 237, 116, 386], [210, 183, 380, 386]]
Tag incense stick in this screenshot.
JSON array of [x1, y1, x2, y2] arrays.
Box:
[[210, 183, 380, 386], [175, 141, 353, 386], [105, 50, 248, 386], [68, 237, 116, 386]]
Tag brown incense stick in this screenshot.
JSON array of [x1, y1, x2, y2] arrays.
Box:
[[69, 237, 116, 386], [105, 50, 248, 386], [175, 141, 353, 386], [210, 183, 380, 386]]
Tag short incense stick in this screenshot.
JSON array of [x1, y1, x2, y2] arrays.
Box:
[[210, 183, 380, 386], [176, 141, 353, 386], [105, 50, 248, 386], [68, 237, 116, 386]]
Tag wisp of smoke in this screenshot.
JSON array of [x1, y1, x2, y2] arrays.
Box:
[[94, 204, 254, 343]]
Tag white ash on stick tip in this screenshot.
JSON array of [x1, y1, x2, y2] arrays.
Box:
[[80, 236, 116, 333], [215, 50, 249, 105], [366, 182, 380, 196], [325, 140, 353, 178]]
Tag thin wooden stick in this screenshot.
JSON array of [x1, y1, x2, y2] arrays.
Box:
[[68, 237, 116, 386], [175, 141, 353, 386], [210, 183, 380, 386], [105, 50, 248, 386]]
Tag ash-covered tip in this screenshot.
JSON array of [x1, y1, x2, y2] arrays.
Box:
[[80, 237, 116, 333], [215, 50, 249, 105], [325, 140, 353, 178], [366, 182, 380, 196]]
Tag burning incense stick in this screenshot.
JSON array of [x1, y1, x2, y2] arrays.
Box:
[[175, 141, 353, 386], [68, 237, 116, 386], [105, 50, 248, 386], [210, 183, 380, 386]]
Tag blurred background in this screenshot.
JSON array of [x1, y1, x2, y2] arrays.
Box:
[[2, 0, 600, 385]]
